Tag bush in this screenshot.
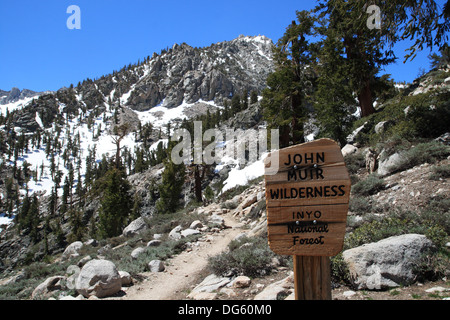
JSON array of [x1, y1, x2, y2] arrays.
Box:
[[208, 235, 289, 278], [344, 152, 366, 175], [351, 174, 386, 196], [388, 141, 450, 174], [345, 205, 449, 251], [429, 164, 450, 180]]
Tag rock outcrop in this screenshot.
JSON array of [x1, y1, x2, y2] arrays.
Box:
[[343, 234, 434, 290], [75, 259, 122, 298]]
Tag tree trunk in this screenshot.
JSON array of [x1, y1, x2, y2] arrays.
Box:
[[358, 81, 375, 117], [194, 165, 205, 203]]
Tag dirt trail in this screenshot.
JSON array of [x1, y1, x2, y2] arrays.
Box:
[[117, 214, 243, 300]]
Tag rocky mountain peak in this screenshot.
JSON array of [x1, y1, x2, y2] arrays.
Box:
[[0, 87, 43, 105], [126, 35, 274, 111]]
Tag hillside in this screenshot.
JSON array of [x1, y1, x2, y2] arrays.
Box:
[[0, 34, 449, 301]]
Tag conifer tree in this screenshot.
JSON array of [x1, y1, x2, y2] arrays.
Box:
[[98, 167, 132, 238], [262, 11, 317, 148], [156, 141, 186, 214]]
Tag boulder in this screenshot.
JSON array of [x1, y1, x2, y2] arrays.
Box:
[[181, 228, 200, 238], [374, 121, 391, 134], [343, 234, 434, 290], [148, 260, 165, 272], [62, 241, 83, 260], [122, 217, 148, 237], [254, 273, 294, 300], [75, 259, 122, 298], [77, 255, 92, 267], [208, 215, 225, 227], [31, 276, 66, 299], [377, 152, 402, 176], [119, 271, 133, 286], [188, 274, 231, 299], [342, 144, 358, 157], [189, 220, 203, 229], [169, 226, 182, 240], [242, 194, 257, 209], [131, 247, 146, 260], [231, 276, 251, 288], [147, 240, 162, 247]]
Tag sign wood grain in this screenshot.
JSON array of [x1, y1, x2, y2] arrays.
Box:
[[264, 139, 351, 256]]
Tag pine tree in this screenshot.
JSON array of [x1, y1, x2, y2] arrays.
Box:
[[156, 141, 186, 214], [314, 29, 355, 146], [250, 91, 258, 104], [262, 11, 317, 148], [231, 94, 241, 114], [98, 168, 132, 238]]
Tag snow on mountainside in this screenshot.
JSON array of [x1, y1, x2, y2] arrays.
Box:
[[0, 35, 275, 231]]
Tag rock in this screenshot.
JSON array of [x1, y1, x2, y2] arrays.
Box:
[[77, 255, 92, 267], [75, 259, 122, 298], [148, 260, 165, 272], [435, 132, 450, 146], [256, 191, 265, 201], [84, 239, 98, 247], [342, 234, 434, 290], [32, 276, 66, 299], [208, 215, 225, 227], [425, 286, 448, 293], [131, 247, 146, 260], [181, 228, 200, 238], [375, 121, 391, 134], [119, 271, 133, 286], [122, 217, 148, 237], [254, 273, 294, 300], [377, 152, 402, 176], [62, 241, 83, 260], [223, 199, 238, 210], [188, 274, 231, 299], [342, 144, 358, 157], [97, 244, 112, 256], [343, 290, 357, 298], [169, 226, 182, 240], [242, 194, 257, 209], [231, 276, 251, 288], [189, 220, 203, 229], [147, 240, 162, 247]]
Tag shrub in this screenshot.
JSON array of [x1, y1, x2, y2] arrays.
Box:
[[344, 152, 366, 175], [349, 196, 373, 214], [345, 205, 449, 251], [351, 174, 386, 196], [208, 235, 289, 278], [429, 164, 450, 180], [331, 253, 351, 285], [388, 141, 450, 174]]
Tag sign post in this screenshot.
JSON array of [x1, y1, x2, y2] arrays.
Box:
[[264, 139, 351, 300]]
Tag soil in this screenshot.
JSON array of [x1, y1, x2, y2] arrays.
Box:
[[112, 214, 244, 300]]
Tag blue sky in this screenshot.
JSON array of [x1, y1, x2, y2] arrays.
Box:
[[0, 0, 447, 92]]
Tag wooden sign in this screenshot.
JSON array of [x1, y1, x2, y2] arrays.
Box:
[[264, 139, 351, 257]]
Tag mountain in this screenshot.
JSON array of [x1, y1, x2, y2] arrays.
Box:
[[0, 88, 44, 105], [0, 34, 448, 301], [0, 35, 275, 271]]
